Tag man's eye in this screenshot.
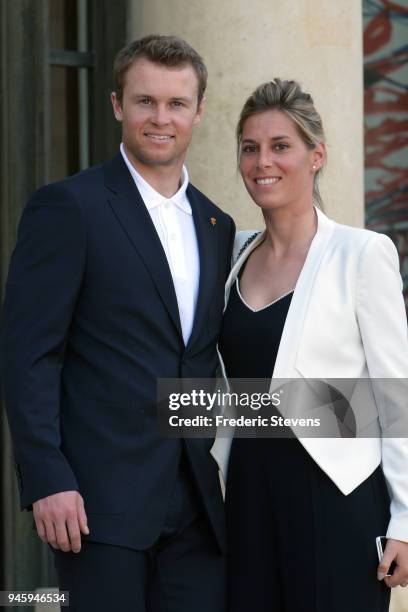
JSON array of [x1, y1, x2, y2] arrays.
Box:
[[140, 99, 152, 105], [172, 101, 184, 107]]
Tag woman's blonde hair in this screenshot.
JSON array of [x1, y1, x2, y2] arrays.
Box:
[[237, 79, 326, 207]]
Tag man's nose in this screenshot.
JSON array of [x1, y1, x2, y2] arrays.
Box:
[[151, 104, 170, 126]]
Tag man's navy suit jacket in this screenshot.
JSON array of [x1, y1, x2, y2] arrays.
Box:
[[1, 153, 235, 552]]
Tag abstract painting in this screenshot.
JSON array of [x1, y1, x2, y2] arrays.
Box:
[[363, 0, 408, 308]]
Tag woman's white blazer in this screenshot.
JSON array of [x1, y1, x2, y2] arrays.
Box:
[[211, 207, 408, 541]]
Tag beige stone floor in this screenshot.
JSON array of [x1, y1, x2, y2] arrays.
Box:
[[391, 587, 408, 612]]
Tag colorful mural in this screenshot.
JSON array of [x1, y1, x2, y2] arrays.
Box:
[[363, 0, 408, 308]]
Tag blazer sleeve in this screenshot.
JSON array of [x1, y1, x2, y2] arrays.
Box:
[[356, 232, 408, 541], [0, 183, 86, 510]]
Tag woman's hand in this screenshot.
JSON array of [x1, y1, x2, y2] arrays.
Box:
[[377, 539, 408, 588]]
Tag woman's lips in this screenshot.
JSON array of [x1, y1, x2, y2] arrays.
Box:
[[254, 177, 281, 185]]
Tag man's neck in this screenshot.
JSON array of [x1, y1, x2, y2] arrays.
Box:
[[124, 146, 185, 198]]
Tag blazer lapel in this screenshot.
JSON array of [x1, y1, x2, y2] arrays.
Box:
[[103, 154, 183, 339], [269, 209, 346, 472], [224, 230, 265, 307], [214, 209, 337, 485], [185, 185, 219, 350], [271, 207, 335, 380], [220, 208, 336, 382]]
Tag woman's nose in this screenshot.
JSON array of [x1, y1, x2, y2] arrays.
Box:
[[256, 150, 274, 169]]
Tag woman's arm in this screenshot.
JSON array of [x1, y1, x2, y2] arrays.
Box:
[[356, 232, 408, 586]]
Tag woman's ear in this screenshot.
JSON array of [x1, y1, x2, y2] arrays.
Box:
[[312, 141, 326, 171]]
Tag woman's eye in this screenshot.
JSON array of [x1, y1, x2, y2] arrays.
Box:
[[274, 143, 288, 151], [242, 146, 257, 153]]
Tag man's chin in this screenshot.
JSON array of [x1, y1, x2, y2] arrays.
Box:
[[127, 148, 183, 169]]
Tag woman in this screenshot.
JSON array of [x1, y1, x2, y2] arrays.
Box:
[[211, 79, 408, 611]]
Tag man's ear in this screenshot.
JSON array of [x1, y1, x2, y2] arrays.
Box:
[[193, 96, 206, 126], [111, 92, 123, 122]]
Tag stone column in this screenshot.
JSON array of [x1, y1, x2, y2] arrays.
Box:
[[129, 0, 364, 228]]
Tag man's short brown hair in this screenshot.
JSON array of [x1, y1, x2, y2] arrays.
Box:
[[113, 34, 208, 106]]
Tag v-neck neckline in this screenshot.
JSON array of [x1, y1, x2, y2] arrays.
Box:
[[235, 277, 294, 313]]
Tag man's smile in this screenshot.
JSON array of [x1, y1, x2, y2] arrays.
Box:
[[144, 133, 175, 142]]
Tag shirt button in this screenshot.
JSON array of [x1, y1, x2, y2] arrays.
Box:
[[170, 233, 176, 241], [164, 202, 170, 210]]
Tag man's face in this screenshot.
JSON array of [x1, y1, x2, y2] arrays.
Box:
[[111, 58, 204, 171]]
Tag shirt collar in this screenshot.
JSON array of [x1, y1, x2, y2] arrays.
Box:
[[120, 143, 191, 214]]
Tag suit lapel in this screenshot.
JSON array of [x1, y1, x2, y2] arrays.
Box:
[[185, 185, 219, 350], [103, 154, 183, 339]]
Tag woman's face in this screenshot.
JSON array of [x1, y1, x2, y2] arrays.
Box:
[[239, 109, 323, 213]]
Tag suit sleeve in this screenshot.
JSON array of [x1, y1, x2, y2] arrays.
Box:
[[0, 184, 87, 510], [356, 233, 408, 541]]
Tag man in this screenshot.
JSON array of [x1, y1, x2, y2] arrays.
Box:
[[1, 35, 235, 611]]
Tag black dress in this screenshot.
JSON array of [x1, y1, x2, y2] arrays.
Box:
[[218, 277, 391, 612]]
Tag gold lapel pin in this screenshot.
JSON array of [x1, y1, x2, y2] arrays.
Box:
[[211, 217, 217, 226]]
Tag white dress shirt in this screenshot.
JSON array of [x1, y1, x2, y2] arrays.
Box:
[[120, 143, 200, 345]]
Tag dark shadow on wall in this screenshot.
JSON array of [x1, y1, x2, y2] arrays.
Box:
[[0, 0, 128, 603]]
